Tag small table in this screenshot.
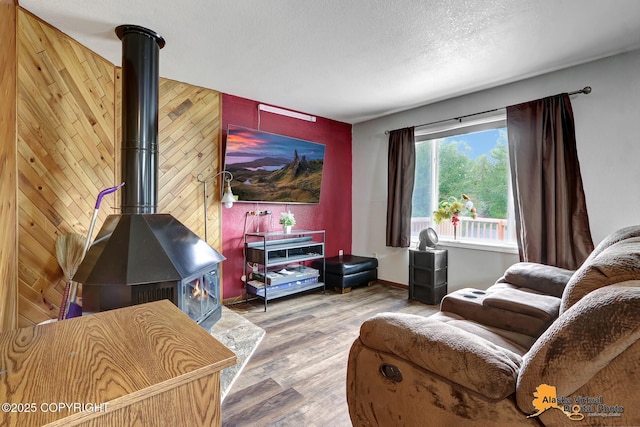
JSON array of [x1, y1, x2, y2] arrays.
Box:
[[0, 300, 236, 427], [409, 248, 448, 305]]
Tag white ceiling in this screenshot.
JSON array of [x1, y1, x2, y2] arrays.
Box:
[[19, 0, 640, 124]]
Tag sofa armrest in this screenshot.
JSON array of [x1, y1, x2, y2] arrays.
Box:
[[516, 283, 640, 413], [359, 312, 523, 400], [497, 262, 574, 297]]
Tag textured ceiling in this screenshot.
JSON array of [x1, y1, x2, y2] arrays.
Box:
[[19, 0, 640, 124]]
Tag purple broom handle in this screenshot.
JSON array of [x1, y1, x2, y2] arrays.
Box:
[[95, 182, 125, 209], [84, 182, 125, 255], [67, 182, 125, 320]]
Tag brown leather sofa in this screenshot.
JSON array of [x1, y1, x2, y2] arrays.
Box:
[[347, 225, 640, 427]]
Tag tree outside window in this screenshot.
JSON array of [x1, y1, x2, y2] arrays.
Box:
[[411, 125, 515, 245]]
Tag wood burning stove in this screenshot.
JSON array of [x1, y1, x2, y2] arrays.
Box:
[[82, 264, 222, 329], [182, 269, 221, 327], [74, 25, 224, 329]]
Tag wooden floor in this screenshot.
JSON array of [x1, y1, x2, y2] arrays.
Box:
[[221, 283, 439, 427]]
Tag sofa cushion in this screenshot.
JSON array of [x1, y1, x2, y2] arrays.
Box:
[[584, 224, 640, 263], [359, 312, 523, 400], [561, 237, 640, 313], [483, 287, 560, 321], [498, 262, 574, 298], [431, 311, 533, 355], [441, 286, 558, 339], [517, 283, 640, 416]]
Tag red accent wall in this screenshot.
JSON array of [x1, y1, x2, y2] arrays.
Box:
[[221, 94, 352, 299]]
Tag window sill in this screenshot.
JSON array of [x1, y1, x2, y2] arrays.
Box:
[[412, 239, 518, 254]]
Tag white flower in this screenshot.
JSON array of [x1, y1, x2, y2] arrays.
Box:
[[280, 211, 296, 226]]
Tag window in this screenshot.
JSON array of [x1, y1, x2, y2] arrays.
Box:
[[411, 113, 516, 248]]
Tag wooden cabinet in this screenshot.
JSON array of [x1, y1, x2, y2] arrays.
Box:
[[245, 230, 325, 311], [0, 300, 236, 427], [409, 249, 448, 305]]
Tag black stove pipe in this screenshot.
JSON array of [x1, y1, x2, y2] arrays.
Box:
[[75, 24, 227, 290], [116, 25, 165, 214]]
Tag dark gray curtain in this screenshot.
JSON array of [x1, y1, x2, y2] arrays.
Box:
[[386, 127, 415, 247], [507, 94, 593, 269]]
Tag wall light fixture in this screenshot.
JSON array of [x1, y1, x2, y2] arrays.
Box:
[[197, 170, 235, 241]]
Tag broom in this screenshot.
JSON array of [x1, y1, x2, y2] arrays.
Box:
[[55, 233, 86, 320], [54, 184, 125, 320]]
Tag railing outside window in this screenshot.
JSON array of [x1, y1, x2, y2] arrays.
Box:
[[411, 216, 512, 243]]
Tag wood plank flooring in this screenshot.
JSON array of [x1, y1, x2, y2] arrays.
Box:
[[221, 283, 439, 427]]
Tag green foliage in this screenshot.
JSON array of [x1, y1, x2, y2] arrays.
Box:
[[280, 211, 296, 226], [412, 129, 509, 220], [438, 140, 473, 201], [433, 197, 466, 224]]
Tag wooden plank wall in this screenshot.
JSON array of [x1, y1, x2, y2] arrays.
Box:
[[16, 9, 117, 326], [0, 0, 18, 332], [115, 71, 223, 248], [16, 10, 223, 327], [157, 79, 222, 248]]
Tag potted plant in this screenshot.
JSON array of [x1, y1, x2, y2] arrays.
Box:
[[432, 194, 476, 239], [280, 211, 296, 233]]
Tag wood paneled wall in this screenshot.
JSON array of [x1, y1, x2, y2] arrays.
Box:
[[16, 10, 223, 327], [157, 79, 222, 248], [115, 72, 223, 248], [0, 0, 18, 332], [17, 10, 117, 326]]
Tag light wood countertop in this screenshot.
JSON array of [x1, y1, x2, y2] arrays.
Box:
[[0, 299, 236, 426]]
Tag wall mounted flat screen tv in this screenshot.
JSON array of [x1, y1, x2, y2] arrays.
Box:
[[224, 124, 326, 204]]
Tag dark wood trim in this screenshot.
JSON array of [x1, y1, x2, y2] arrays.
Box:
[[376, 279, 408, 289]]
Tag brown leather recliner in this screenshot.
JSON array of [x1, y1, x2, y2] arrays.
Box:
[[347, 226, 640, 426]]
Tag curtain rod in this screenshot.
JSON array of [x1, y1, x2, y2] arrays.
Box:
[[384, 86, 592, 135]]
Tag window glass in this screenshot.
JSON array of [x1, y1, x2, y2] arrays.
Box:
[[411, 118, 516, 246]]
